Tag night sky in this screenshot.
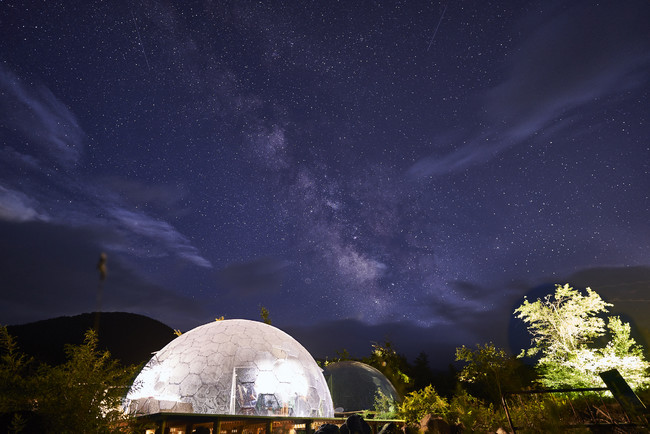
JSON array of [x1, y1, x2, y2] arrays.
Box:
[[1, 0, 650, 366]]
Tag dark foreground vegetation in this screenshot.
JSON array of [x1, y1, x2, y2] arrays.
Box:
[[1, 313, 174, 433], [1, 284, 649, 433], [0, 326, 153, 433]]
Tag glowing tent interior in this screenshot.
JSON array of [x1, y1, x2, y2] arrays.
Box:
[[125, 319, 334, 418]]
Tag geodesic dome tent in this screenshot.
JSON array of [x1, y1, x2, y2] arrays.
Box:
[[125, 319, 333, 417], [323, 361, 400, 412]]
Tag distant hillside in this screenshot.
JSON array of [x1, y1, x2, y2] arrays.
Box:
[[7, 312, 176, 367]]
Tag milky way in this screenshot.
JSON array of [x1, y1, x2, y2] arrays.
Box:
[[1, 0, 649, 363]]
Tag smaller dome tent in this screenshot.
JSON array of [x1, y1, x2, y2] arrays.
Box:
[[323, 361, 400, 412], [125, 319, 333, 417]]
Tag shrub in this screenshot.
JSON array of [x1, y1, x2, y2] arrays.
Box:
[[1, 326, 141, 433], [397, 385, 448, 424], [448, 388, 506, 432]]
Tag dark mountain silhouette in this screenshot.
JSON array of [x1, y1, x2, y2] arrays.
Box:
[[7, 312, 176, 367]]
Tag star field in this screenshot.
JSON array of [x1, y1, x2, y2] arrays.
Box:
[[1, 0, 649, 363]]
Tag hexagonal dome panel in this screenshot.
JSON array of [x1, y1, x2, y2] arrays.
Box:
[[323, 361, 400, 412], [125, 319, 333, 417]]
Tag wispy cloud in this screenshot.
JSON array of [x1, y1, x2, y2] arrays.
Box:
[[0, 65, 210, 269], [108, 207, 211, 268], [0, 65, 84, 166], [487, 1, 650, 139], [0, 185, 50, 223], [408, 132, 504, 178], [409, 0, 650, 178]]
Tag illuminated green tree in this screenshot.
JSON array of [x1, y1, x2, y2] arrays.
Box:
[[515, 284, 650, 389], [398, 385, 448, 424], [455, 342, 517, 403], [365, 340, 411, 396]]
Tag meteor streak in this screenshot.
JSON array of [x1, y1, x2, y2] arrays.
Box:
[[427, 4, 448, 51]]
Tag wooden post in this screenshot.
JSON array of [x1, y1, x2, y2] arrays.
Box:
[[266, 420, 273, 434], [501, 393, 516, 433], [213, 419, 221, 434]]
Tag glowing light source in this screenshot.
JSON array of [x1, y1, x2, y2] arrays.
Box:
[[125, 319, 333, 417]]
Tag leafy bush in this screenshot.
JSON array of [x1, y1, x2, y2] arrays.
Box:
[[397, 385, 448, 424], [36, 329, 139, 432], [1, 326, 142, 433], [448, 388, 506, 432], [0, 326, 35, 415], [455, 342, 518, 404], [504, 392, 586, 432]]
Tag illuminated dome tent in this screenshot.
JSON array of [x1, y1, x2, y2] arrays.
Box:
[[125, 319, 334, 417], [323, 361, 400, 412]]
